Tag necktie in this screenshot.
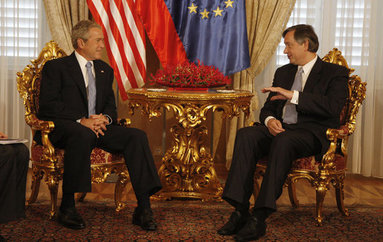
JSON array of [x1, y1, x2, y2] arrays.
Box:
[[86, 61, 96, 116], [283, 67, 303, 124]]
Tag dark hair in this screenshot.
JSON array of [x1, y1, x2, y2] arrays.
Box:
[[71, 20, 101, 49], [282, 24, 319, 52]]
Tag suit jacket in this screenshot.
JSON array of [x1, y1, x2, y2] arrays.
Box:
[[38, 52, 117, 123], [259, 57, 349, 158]]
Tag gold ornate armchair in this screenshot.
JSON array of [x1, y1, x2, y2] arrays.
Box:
[[17, 41, 131, 219], [253, 48, 366, 225]]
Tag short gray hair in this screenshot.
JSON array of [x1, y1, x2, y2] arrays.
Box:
[[282, 24, 319, 53], [71, 20, 101, 49]]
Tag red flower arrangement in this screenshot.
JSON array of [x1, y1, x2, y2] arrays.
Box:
[[151, 61, 231, 88]]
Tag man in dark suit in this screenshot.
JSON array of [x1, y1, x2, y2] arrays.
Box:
[[217, 24, 349, 241], [37, 20, 162, 231]]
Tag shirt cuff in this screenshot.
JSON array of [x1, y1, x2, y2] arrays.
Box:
[[290, 90, 299, 105], [104, 114, 112, 125], [265, 116, 276, 127]]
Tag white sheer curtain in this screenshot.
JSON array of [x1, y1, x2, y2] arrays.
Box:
[[0, 0, 51, 145], [255, 0, 383, 178]]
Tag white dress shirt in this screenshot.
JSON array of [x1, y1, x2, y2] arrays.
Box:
[[75, 51, 95, 88]]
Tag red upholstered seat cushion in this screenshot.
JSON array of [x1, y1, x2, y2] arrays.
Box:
[[31, 144, 124, 165], [258, 154, 346, 173], [339, 103, 347, 125], [292, 156, 318, 171]]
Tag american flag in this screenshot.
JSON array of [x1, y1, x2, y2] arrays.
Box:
[[87, 0, 146, 100]]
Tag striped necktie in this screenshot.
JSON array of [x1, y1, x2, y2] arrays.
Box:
[[86, 61, 96, 116], [283, 67, 303, 124]]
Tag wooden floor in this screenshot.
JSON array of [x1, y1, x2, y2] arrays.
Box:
[[27, 169, 383, 208]]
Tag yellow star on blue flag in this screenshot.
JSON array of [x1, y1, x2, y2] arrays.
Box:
[[224, 0, 234, 8], [213, 6, 223, 17], [200, 9, 210, 19], [188, 3, 198, 14]]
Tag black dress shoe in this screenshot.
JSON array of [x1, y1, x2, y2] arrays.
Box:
[[132, 207, 157, 231], [57, 207, 86, 230], [234, 216, 266, 241], [217, 211, 250, 236]]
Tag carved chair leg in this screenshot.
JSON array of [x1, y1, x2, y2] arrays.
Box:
[[253, 176, 260, 201], [27, 167, 44, 205], [335, 187, 349, 216], [287, 179, 299, 208], [334, 176, 349, 216], [315, 185, 328, 226], [114, 172, 129, 212], [46, 174, 60, 220]]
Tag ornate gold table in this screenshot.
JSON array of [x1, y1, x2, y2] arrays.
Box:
[[126, 88, 253, 201]]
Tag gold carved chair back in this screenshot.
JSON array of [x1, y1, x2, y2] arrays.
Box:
[[17, 41, 67, 137], [321, 48, 366, 166], [322, 48, 366, 131]]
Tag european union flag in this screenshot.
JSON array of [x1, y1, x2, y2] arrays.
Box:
[[164, 0, 250, 76]]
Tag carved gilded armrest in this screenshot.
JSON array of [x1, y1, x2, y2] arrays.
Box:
[[117, 118, 131, 127], [27, 113, 57, 165], [326, 125, 349, 142], [320, 125, 350, 171]]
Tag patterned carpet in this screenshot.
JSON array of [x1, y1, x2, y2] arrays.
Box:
[[1, 200, 382, 241]]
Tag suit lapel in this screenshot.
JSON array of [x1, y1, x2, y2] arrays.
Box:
[[67, 53, 88, 103], [94, 61, 104, 113], [303, 58, 322, 92]]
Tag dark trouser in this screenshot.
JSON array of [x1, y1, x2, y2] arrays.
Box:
[[49, 120, 162, 198], [0, 143, 29, 223], [222, 125, 321, 212]]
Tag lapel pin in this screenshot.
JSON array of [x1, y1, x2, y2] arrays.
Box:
[[101, 70, 104, 73]]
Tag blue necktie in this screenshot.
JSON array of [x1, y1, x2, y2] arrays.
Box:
[[86, 61, 96, 116], [283, 67, 303, 124]]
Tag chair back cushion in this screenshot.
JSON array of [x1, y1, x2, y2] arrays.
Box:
[[258, 155, 346, 173], [31, 145, 124, 165]]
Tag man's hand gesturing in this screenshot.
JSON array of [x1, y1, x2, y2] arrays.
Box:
[[262, 87, 294, 101]]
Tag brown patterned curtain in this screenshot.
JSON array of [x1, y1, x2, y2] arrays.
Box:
[[43, 0, 90, 54]]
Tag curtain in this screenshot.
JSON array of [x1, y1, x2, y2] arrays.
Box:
[[0, 0, 51, 145], [347, 0, 383, 177], [254, 0, 383, 178], [223, 0, 296, 168], [43, 0, 89, 54]]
